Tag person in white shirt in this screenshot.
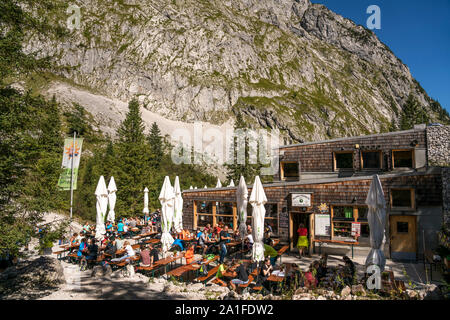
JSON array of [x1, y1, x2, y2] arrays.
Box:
[[245, 233, 254, 250], [111, 241, 135, 262]]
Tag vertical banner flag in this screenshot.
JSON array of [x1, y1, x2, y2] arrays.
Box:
[[58, 138, 83, 190]]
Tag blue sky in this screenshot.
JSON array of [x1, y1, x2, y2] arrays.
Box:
[[311, 0, 450, 113]]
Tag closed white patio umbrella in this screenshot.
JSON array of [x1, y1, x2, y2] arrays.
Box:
[[159, 176, 175, 256], [143, 187, 149, 216], [365, 175, 387, 272], [236, 176, 248, 241], [95, 176, 108, 239], [106, 176, 117, 223], [228, 179, 235, 187], [173, 176, 183, 233], [204, 185, 208, 189], [189, 186, 193, 190], [216, 178, 222, 188], [250, 176, 267, 262]]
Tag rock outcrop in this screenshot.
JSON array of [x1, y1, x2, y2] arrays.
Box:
[[21, 0, 449, 143]]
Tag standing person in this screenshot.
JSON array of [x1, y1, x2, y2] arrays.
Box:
[[219, 225, 233, 264], [296, 223, 309, 258]]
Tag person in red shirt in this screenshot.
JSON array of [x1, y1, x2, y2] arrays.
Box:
[[297, 223, 308, 258]]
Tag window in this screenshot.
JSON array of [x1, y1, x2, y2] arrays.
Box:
[[392, 150, 414, 168], [281, 162, 299, 180], [361, 151, 382, 169], [360, 224, 370, 238], [217, 202, 233, 215], [333, 206, 354, 220], [197, 214, 213, 228], [391, 189, 415, 209], [397, 222, 409, 233], [217, 215, 234, 229], [357, 206, 368, 221], [264, 203, 278, 236], [334, 152, 353, 170], [198, 202, 212, 214]]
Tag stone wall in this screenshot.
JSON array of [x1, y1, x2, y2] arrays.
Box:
[[427, 125, 450, 167], [443, 168, 450, 229]]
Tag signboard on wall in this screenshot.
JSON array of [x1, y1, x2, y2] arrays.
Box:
[[351, 222, 361, 237], [315, 214, 331, 236], [292, 194, 311, 207]]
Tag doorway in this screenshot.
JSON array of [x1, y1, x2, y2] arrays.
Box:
[[290, 212, 311, 252], [390, 215, 417, 260]]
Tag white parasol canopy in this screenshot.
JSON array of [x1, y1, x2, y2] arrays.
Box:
[[106, 176, 117, 223], [95, 176, 108, 238], [159, 176, 175, 255], [189, 186, 193, 189], [173, 176, 183, 233], [249, 176, 267, 262], [365, 175, 387, 272], [236, 176, 248, 241], [143, 187, 149, 215], [204, 185, 208, 189], [216, 178, 222, 188], [228, 179, 235, 187]]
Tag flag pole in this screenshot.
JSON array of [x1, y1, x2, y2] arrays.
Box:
[[69, 131, 77, 220]]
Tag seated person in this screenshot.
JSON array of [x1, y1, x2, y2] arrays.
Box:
[[115, 236, 124, 250], [317, 253, 328, 282], [343, 256, 356, 279], [185, 244, 195, 264], [245, 233, 254, 250], [171, 236, 185, 251], [77, 238, 87, 258], [258, 257, 273, 291], [140, 244, 151, 267], [149, 244, 160, 265], [105, 221, 114, 236], [233, 229, 241, 241], [304, 261, 319, 289], [117, 219, 125, 235], [104, 237, 117, 259], [81, 238, 99, 264], [263, 243, 279, 266], [82, 222, 90, 235], [229, 261, 249, 291], [111, 241, 135, 262]]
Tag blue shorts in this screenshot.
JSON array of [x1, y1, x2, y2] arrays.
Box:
[[231, 279, 249, 285]]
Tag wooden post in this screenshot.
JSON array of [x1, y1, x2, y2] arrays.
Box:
[[193, 201, 198, 230], [309, 213, 314, 255], [212, 204, 217, 227], [330, 205, 334, 240]]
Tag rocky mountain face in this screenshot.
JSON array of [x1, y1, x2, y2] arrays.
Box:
[[23, 0, 448, 143]]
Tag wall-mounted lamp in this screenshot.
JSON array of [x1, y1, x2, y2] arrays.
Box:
[[352, 197, 357, 203], [355, 144, 360, 149]]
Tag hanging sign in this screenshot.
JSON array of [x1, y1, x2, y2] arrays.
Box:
[[292, 194, 311, 207], [57, 137, 83, 190]]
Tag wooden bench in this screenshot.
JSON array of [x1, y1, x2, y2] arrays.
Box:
[[237, 275, 254, 293], [277, 245, 289, 264], [197, 264, 222, 284]]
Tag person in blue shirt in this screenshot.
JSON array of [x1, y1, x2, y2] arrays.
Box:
[[77, 238, 87, 258], [171, 236, 185, 251], [117, 219, 124, 235], [106, 221, 113, 236]]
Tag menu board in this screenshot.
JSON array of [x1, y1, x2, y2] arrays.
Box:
[[279, 209, 289, 228], [315, 214, 331, 236]]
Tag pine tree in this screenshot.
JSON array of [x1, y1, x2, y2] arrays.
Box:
[[225, 112, 260, 183], [64, 103, 92, 137], [399, 94, 429, 130], [148, 122, 163, 168], [114, 99, 154, 217]]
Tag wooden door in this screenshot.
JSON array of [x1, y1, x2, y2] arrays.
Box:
[[390, 215, 417, 260]]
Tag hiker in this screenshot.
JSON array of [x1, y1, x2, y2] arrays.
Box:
[[296, 223, 308, 258], [82, 222, 90, 235], [219, 225, 232, 264], [196, 228, 208, 255], [171, 235, 185, 251], [245, 232, 254, 251], [263, 243, 279, 266], [317, 253, 328, 283], [342, 256, 356, 285], [117, 219, 125, 236], [229, 261, 249, 291], [105, 221, 114, 237], [115, 235, 124, 250]]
